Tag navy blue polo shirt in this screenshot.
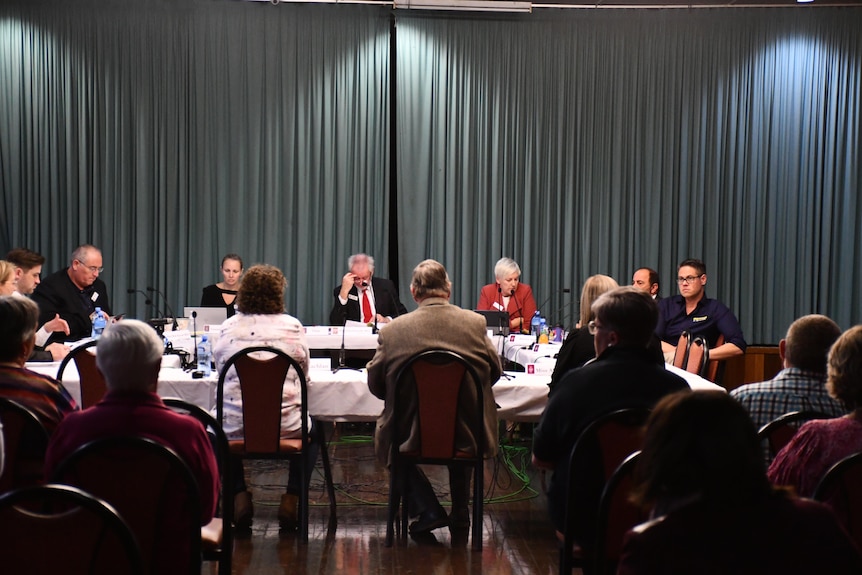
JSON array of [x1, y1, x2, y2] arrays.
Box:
[[656, 294, 747, 352]]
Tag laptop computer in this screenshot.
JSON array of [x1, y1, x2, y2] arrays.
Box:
[[473, 310, 510, 336], [182, 307, 228, 332]]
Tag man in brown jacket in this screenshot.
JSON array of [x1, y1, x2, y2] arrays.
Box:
[[367, 259, 502, 536]]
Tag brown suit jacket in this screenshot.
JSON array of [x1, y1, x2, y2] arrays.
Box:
[[367, 297, 502, 466]]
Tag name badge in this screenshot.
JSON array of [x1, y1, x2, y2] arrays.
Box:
[[91, 292, 99, 302], [348, 294, 359, 302], [492, 302, 505, 312]]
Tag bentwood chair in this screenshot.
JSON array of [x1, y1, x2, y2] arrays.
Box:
[[386, 350, 487, 550], [684, 336, 710, 379], [0, 398, 50, 493], [756, 410, 834, 463], [592, 451, 646, 575], [671, 331, 692, 370], [560, 408, 651, 575], [813, 451, 862, 550], [53, 436, 203, 575], [56, 340, 106, 408], [216, 346, 336, 542], [0, 483, 144, 575], [163, 397, 233, 575]]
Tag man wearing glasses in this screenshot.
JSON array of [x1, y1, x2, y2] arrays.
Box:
[[655, 258, 746, 362], [32, 244, 112, 343]]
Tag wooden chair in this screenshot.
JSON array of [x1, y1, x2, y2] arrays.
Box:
[[685, 336, 710, 378], [52, 436, 203, 575], [813, 451, 862, 550], [756, 410, 834, 462], [216, 346, 336, 542], [671, 331, 692, 369], [592, 451, 646, 575], [386, 350, 487, 550], [704, 334, 725, 382], [0, 397, 50, 493], [0, 483, 144, 575], [560, 408, 651, 575], [56, 340, 107, 408], [163, 397, 233, 575]]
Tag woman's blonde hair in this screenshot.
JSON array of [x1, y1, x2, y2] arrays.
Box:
[[577, 274, 619, 328]]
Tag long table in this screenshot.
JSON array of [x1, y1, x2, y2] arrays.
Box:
[[27, 362, 552, 423]]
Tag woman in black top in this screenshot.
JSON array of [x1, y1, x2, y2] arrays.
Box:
[[200, 253, 243, 318]]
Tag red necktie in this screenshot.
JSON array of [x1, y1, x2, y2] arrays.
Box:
[[362, 290, 372, 323]]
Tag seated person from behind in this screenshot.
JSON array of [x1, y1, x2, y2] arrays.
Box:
[[655, 258, 746, 362], [6, 249, 71, 361], [43, 320, 219, 575], [200, 253, 243, 319], [549, 274, 619, 391], [476, 257, 536, 335], [212, 264, 318, 531], [0, 260, 17, 297], [732, 314, 846, 436], [31, 244, 112, 343], [617, 391, 862, 575], [0, 296, 77, 433], [329, 253, 408, 326], [367, 259, 502, 535], [532, 287, 689, 544], [631, 266, 660, 300], [767, 325, 862, 498]]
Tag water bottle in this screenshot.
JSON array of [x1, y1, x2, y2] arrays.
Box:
[[197, 335, 212, 376], [530, 311, 542, 340], [91, 307, 107, 339]]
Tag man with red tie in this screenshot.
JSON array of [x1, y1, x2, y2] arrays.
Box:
[[329, 253, 408, 326]]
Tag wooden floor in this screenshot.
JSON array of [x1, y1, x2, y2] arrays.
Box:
[[215, 425, 570, 575]]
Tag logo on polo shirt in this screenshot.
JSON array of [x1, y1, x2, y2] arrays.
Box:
[[692, 316, 708, 322]]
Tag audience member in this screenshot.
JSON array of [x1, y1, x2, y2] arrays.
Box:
[[200, 253, 243, 318], [0, 296, 76, 433], [549, 274, 618, 391], [212, 264, 318, 530], [44, 320, 219, 575], [329, 253, 408, 326], [767, 325, 862, 497], [31, 244, 112, 343], [618, 390, 862, 575], [6, 248, 70, 361], [367, 259, 502, 535], [631, 267, 660, 299], [655, 258, 746, 361], [0, 260, 18, 296], [732, 314, 845, 437], [476, 257, 537, 334], [532, 287, 688, 543]]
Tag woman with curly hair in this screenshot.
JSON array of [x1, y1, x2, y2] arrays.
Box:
[[211, 264, 317, 531]]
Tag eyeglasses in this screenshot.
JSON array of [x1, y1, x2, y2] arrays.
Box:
[[587, 320, 604, 335], [76, 259, 104, 274], [676, 275, 703, 285]]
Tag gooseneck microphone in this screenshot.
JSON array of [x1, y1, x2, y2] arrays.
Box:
[[191, 310, 199, 368], [510, 288, 524, 334], [127, 288, 154, 315], [147, 286, 179, 331]]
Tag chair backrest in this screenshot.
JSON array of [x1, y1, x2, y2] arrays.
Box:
[[671, 331, 691, 369], [704, 333, 725, 382], [0, 397, 50, 493], [685, 336, 710, 378], [52, 435, 202, 575], [392, 349, 485, 461], [757, 410, 834, 461], [56, 340, 107, 408], [813, 451, 862, 550], [561, 407, 650, 573], [0, 483, 143, 575], [593, 451, 646, 575], [216, 346, 309, 455]]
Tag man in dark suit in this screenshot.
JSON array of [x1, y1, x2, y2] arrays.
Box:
[[632, 266, 661, 300], [328, 253, 407, 326], [367, 259, 502, 535], [31, 244, 112, 343]]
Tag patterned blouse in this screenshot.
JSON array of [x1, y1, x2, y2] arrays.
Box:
[[767, 415, 862, 497], [211, 312, 310, 440]]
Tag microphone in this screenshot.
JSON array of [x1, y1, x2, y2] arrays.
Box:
[[535, 288, 571, 317], [191, 310, 199, 369], [510, 288, 524, 334], [127, 288, 154, 316], [333, 291, 361, 373], [146, 286, 179, 331]]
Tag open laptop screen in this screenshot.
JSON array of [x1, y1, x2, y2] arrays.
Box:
[[473, 310, 510, 336]]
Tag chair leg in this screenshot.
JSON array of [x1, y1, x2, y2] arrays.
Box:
[[316, 424, 337, 525], [472, 460, 483, 551], [299, 452, 309, 543], [385, 464, 399, 547]]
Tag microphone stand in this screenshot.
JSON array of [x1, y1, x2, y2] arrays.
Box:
[[147, 286, 179, 331], [190, 311, 198, 371], [510, 289, 524, 335], [333, 286, 363, 373], [127, 288, 154, 318]]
